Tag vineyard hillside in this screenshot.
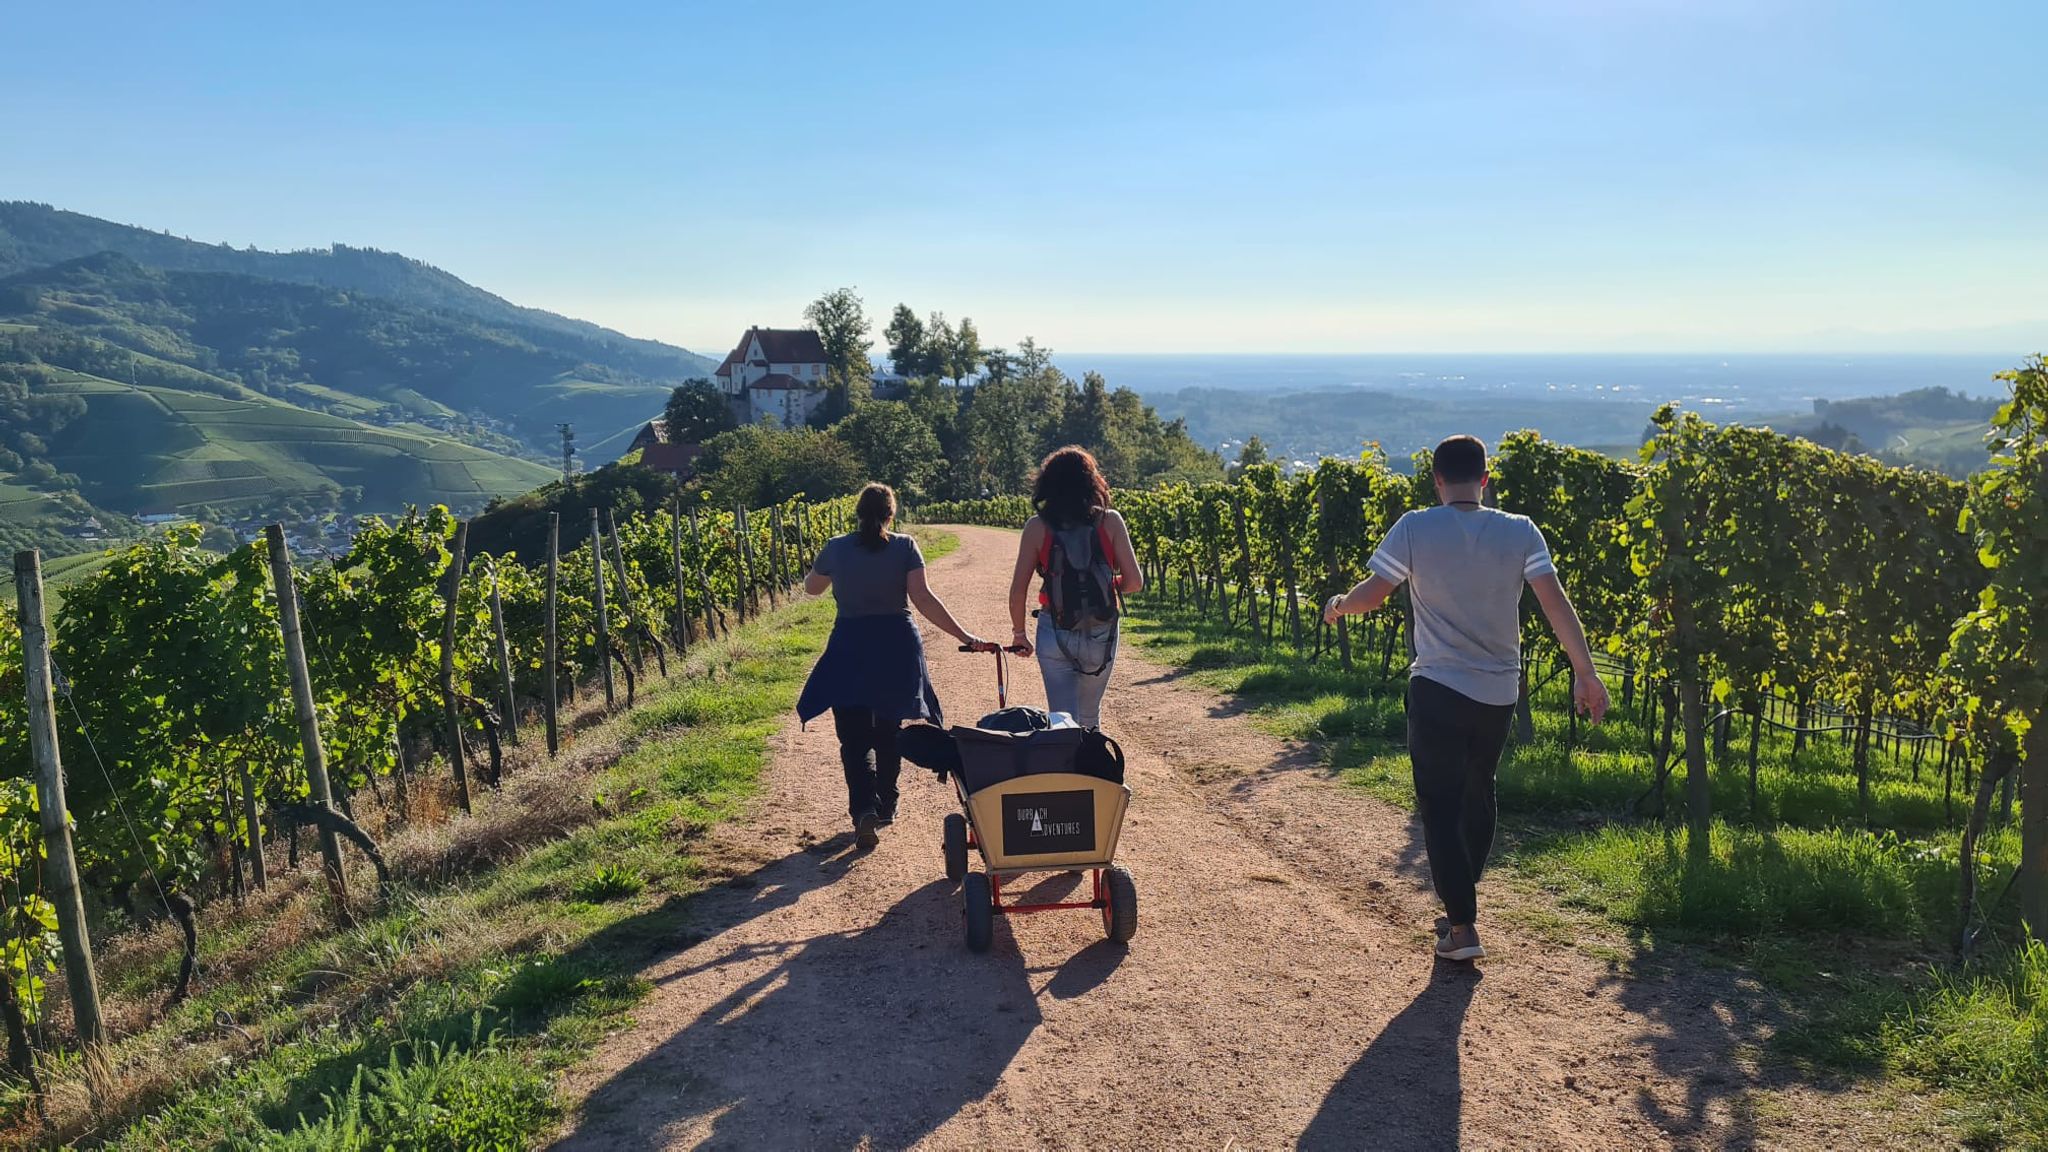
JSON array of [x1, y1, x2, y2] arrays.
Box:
[[31, 367, 555, 514]]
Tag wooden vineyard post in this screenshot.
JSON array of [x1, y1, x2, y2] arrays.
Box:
[[13, 550, 105, 1045], [544, 512, 560, 757], [264, 527, 350, 914], [1280, 521, 1303, 654], [1231, 498, 1256, 634], [2025, 719, 2046, 940], [391, 709, 413, 818], [604, 509, 642, 670], [765, 507, 783, 608], [490, 564, 519, 745], [730, 504, 751, 624], [591, 510, 615, 709], [679, 496, 704, 655], [688, 507, 721, 639], [240, 760, 267, 890], [439, 520, 472, 813]]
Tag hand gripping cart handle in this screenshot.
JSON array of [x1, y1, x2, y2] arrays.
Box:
[[943, 644, 1137, 953], [955, 641, 1028, 710]]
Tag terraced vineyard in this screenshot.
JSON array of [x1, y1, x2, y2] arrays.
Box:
[[36, 370, 555, 514]]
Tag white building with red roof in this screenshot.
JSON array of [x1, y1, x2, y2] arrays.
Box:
[[714, 326, 830, 427]]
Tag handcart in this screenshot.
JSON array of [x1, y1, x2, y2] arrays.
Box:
[[944, 644, 1136, 953]]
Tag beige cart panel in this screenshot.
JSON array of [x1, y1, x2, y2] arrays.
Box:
[[965, 772, 1131, 871]]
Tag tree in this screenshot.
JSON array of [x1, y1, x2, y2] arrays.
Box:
[[805, 287, 874, 422], [1061, 371, 1119, 472], [661, 378, 737, 444], [982, 346, 1014, 385], [884, 305, 929, 377], [695, 422, 863, 508], [924, 312, 955, 382], [1236, 436, 1271, 471], [834, 401, 945, 503], [947, 317, 984, 385]]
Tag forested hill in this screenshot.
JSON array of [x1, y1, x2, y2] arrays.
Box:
[[0, 203, 725, 538], [0, 251, 689, 442], [0, 201, 713, 380]]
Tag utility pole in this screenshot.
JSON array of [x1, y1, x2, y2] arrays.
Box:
[[14, 550, 104, 1046], [557, 423, 576, 488]]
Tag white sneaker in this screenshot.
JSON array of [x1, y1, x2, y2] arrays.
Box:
[[1435, 928, 1486, 962]]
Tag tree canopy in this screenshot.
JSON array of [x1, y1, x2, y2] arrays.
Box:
[[661, 378, 737, 444]]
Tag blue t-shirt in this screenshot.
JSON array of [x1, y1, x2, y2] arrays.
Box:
[[813, 533, 924, 618]]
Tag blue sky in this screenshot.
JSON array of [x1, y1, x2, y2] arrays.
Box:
[[4, 0, 2043, 355]]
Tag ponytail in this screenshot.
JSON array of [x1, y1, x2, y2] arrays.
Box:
[[855, 483, 896, 551]]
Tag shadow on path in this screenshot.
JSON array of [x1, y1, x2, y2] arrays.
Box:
[[559, 875, 1044, 1150], [1300, 965, 1482, 1151]]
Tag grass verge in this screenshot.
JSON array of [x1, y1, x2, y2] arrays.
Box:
[[1120, 591, 2038, 1149]]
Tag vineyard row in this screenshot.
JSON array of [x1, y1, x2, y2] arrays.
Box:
[[0, 489, 858, 1063]]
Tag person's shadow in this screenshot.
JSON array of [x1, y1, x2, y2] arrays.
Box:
[[559, 877, 1043, 1150], [1299, 965, 1482, 1151]]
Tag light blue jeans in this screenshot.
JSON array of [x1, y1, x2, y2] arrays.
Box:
[[1036, 615, 1118, 729]]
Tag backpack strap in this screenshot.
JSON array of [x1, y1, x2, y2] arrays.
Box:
[[1095, 513, 1122, 609], [1034, 520, 1054, 610]]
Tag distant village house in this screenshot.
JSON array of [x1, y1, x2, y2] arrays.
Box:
[[628, 419, 704, 478]]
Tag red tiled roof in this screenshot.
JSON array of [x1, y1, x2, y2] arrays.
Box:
[[748, 372, 812, 391], [638, 442, 701, 476], [721, 326, 827, 371], [750, 327, 827, 363]]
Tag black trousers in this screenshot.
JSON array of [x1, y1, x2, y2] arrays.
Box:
[[833, 707, 901, 822], [1405, 676, 1516, 925]]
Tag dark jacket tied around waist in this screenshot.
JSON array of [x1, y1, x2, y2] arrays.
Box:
[[797, 612, 944, 727]]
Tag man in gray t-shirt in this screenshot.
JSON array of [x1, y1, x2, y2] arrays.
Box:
[[1324, 435, 1609, 962]]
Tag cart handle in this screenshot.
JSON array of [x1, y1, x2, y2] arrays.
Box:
[[958, 643, 1028, 711]]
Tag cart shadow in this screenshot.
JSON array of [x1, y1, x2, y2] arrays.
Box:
[[559, 876, 1041, 1151], [1299, 965, 1482, 1151], [1040, 939, 1127, 1000]]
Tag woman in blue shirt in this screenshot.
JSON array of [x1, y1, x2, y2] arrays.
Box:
[[798, 484, 986, 849]]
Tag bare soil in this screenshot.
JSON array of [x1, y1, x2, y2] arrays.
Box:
[[553, 526, 1918, 1151]]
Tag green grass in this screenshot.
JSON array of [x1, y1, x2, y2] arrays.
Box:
[[571, 863, 646, 904], [1120, 589, 2035, 1146], [1884, 937, 2048, 1146], [39, 560, 879, 1149]]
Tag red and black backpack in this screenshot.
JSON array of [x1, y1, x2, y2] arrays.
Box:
[[1036, 511, 1121, 632]]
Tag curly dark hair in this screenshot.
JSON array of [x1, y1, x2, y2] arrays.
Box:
[[1031, 446, 1111, 527]]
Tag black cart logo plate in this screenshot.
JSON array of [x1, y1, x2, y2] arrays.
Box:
[[1003, 790, 1095, 856]]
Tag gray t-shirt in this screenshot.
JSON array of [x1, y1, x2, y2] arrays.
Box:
[[1368, 505, 1554, 707], [814, 532, 924, 618]]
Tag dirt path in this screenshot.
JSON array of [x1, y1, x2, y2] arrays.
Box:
[[554, 526, 1892, 1151]]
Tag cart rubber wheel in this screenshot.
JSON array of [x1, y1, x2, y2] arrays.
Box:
[[1102, 865, 1138, 943], [964, 873, 994, 953], [943, 814, 969, 882]]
